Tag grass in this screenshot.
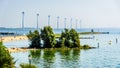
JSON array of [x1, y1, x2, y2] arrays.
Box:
[[20, 63, 36, 68], [55, 34, 61, 38]]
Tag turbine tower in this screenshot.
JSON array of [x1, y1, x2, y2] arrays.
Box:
[[22, 12, 24, 29], [79, 20, 82, 29], [57, 16, 59, 29], [76, 19, 78, 29], [64, 18, 67, 28], [37, 13, 39, 29], [48, 15, 50, 26], [70, 18, 72, 29]]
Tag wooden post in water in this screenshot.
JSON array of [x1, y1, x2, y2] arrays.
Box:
[[28, 55, 32, 65], [116, 38, 118, 44], [97, 42, 99, 48]]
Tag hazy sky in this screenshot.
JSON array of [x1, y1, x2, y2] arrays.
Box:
[[0, 0, 120, 28]]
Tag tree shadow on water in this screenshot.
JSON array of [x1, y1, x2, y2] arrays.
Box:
[[29, 50, 41, 64], [59, 48, 81, 61], [42, 49, 56, 68]]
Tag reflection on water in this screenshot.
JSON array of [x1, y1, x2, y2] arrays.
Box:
[[26, 49, 81, 68], [42, 49, 56, 68], [30, 50, 41, 64]]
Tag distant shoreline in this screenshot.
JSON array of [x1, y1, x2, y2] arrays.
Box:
[[0, 32, 109, 42]]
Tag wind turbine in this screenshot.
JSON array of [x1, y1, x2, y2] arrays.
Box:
[[64, 18, 67, 28], [70, 18, 72, 29], [79, 20, 82, 29], [22, 11, 24, 29], [76, 19, 78, 30], [48, 15, 50, 26], [36, 13, 39, 29], [57, 16, 59, 29]]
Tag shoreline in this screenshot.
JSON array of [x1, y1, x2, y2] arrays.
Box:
[[0, 35, 28, 42], [7, 47, 37, 53], [7, 46, 97, 53]]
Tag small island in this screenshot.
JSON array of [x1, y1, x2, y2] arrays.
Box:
[[27, 26, 94, 49]]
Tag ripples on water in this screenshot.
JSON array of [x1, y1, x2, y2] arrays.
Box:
[[4, 34, 120, 68]]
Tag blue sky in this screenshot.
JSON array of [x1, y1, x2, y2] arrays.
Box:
[[0, 0, 120, 28]]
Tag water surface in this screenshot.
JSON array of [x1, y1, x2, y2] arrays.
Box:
[[4, 34, 120, 68]]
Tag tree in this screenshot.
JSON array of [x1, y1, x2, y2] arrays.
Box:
[[0, 42, 15, 68], [69, 29, 80, 47], [59, 28, 80, 48], [60, 29, 72, 47], [27, 30, 41, 48], [41, 26, 56, 48]]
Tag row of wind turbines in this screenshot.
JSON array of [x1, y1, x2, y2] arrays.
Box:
[[21, 12, 82, 29]]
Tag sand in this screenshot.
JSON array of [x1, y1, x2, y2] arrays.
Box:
[[0, 35, 36, 52], [0, 35, 28, 42]]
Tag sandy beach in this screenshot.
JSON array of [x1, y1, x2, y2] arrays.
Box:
[[0, 35, 28, 42], [0, 35, 32, 52]]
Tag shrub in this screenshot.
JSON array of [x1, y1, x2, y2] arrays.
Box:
[[69, 29, 80, 47], [0, 42, 15, 68], [41, 26, 56, 48], [59, 28, 80, 48], [81, 45, 91, 49], [27, 30, 41, 48]]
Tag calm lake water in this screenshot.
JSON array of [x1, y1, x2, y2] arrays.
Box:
[[4, 34, 120, 68]]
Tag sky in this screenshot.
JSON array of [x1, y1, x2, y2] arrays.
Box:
[[0, 0, 120, 28]]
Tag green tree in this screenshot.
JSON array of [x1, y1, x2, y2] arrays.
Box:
[[41, 26, 56, 48], [27, 30, 41, 48], [0, 42, 15, 68], [59, 28, 80, 48], [69, 29, 80, 47], [60, 29, 72, 47]]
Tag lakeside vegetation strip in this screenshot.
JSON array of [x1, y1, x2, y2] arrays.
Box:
[[7, 45, 96, 53]]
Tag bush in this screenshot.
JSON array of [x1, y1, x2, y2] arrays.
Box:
[[81, 45, 91, 49], [41, 26, 56, 48], [0, 42, 15, 68], [59, 28, 80, 48], [69, 29, 80, 47], [27, 26, 80, 48], [27, 30, 41, 48], [20, 63, 36, 68]]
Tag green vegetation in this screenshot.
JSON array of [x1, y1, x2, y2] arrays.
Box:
[[58, 28, 80, 48], [27, 30, 41, 48], [27, 26, 93, 49], [80, 32, 102, 34], [0, 42, 15, 68], [80, 45, 93, 49], [20, 63, 36, 68], [41, 26, 56, 48], [55, 34, 60, 38], [30, 50, 41, 58]]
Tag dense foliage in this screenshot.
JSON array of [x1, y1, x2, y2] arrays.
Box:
[[0, 42, 15, 68], [27, 30, 41, 48], [58, 28, 80, 48], [41, 26, 56, 48], [27, 26, 80, 48]]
